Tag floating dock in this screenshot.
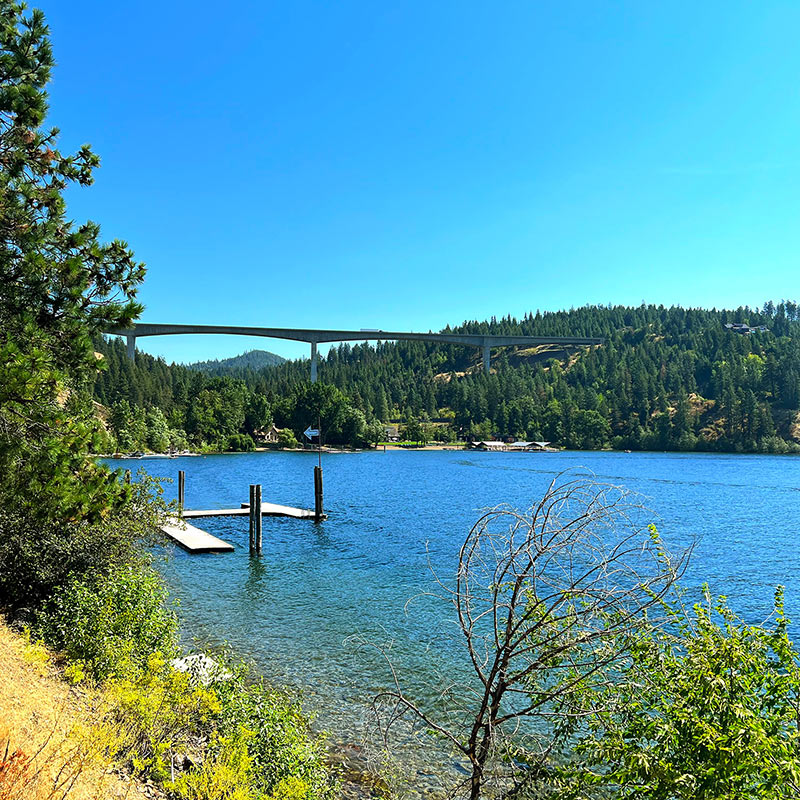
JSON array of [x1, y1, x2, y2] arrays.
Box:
[[159, 501, 320, 554], [183, 502, 317, 521], [160, 517, 235, 554]]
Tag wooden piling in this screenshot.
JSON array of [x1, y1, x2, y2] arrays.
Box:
[[314, 466, 323, 522], [254, 484, 263, 555], [248, 484, 256, 553], [178, 470, 185, 510]]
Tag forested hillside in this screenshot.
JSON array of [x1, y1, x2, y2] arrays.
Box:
[[187, 348, 285, 373], [92, 302, 800, 453]]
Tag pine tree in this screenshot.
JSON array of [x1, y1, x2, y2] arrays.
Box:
[[0, 2, 144, 520], [375, 386, 390, 421]]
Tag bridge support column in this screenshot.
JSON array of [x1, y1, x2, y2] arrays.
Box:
[[483, 343, 491, 375], [126, 335, 136, 362], [310, 342, 318, 383]]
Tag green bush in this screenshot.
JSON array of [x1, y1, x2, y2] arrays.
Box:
[[36, 564, 178, 681], [110, 652, 339, 799], [560, 587, 800, 798], [0, 472, 168, 609], [227, 433, 256, 452], [33, 563, 339, 799], [169, 729, 256, 800], [109, 651, 221, 781], [214, 675, 339, 800], [757, 435, 800, 454], [277, 429, 299, 449]]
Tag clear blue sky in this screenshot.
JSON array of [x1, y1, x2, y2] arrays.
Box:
[[40, 0, 800, 363]]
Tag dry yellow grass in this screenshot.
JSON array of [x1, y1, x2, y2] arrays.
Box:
[[0, 620, 153, 800]]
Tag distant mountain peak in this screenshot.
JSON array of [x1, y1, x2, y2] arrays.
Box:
[[186, 349, 286, 372]]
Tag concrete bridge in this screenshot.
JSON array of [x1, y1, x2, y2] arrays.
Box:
[[108, 323, 602, 382]]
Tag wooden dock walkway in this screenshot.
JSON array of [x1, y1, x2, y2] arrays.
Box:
[[158, 501, 321, 554], [160, 517, 235, 554], [182, 502, 317, 521]]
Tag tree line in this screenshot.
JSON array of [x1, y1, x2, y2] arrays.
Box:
[[93, 302, 800, 453]]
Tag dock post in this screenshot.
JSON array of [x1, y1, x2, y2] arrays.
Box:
[[314, 466, 323, 522], [255, 484, 263, 555], [248, 485, 256, 554], [124, 469, 131, 484], [178, 470, 185, 511]]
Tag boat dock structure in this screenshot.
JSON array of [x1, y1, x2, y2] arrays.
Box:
[[157, 471, 324, 554], [160, 518, 235, 554], [182, 503, 316, 521]]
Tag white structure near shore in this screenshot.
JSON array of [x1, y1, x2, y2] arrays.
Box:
[[469, 440, 552, 452]]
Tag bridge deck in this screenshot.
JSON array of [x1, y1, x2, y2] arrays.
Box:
[[108, 322, 603, 348]]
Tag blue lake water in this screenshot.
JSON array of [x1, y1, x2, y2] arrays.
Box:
[[106, 449, 800, 774]]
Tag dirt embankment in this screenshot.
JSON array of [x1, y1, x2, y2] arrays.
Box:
[[0, 620, 155, 800]]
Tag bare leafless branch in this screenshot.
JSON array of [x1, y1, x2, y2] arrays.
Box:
[[372, 470, 689, 799]]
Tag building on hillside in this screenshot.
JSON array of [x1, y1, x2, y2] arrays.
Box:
[[724, 322, 769, 335], [383, 424, 399, 441]]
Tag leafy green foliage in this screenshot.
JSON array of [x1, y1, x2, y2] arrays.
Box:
[[276, 428, 299, 449], [35, 563, 178, 681], [289, 383, 348, 443], [244, 393, 272, 437], [0, 473, 167, 608], [104, 654, 338, 799], [169, 729, 257, 800], [185, 378, 250, 447], [214, 675, 338, 800], [109, 652, 221, 781], [559, 587, 800, 799], [227, 433, 256, 451], [402, 416, 425, 444]]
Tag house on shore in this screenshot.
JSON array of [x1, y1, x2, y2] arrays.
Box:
[[383, 424, 400, 442], [258, 424, 281, 444], [508, 440, 551, 451], [469, 440, 552, 452], [470, 440, 507, 451]]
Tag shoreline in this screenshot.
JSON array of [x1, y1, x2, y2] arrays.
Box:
[[99, 444, 800, 460]]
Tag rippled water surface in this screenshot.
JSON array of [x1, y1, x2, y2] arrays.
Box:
[[105, 449, 800, 773]]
